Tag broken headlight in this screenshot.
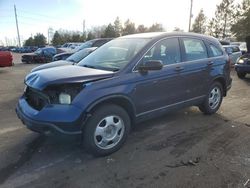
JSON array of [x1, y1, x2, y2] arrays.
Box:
[[44, 83, 84, 105]]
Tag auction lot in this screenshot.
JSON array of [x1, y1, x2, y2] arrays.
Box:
[[0, 53, 250, 188]]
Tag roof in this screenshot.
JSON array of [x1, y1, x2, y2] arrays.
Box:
[[119, 32, 218, 43]]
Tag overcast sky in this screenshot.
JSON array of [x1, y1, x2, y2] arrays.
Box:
[[0, 0, 242, 46]]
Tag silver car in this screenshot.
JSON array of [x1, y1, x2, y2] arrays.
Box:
[[223, 45, 242, 65]]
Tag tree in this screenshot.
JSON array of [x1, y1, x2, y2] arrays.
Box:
[[191, 9, 207, 34], [114, 17, 123, 37], [33, 33, 46, 46], [136, 25, 148, 33], [71, 34, 81, 42], [51, 31, 62, 45], [103, 24, 116, 38], [211, 0, 235, 38], [87, 31, 95, 40], [24, 37, 34, 46], [148, 23, 164, 32], [91, 26, 106, 38], [231, 0, 250, 41], [122, 19, 136, 36]]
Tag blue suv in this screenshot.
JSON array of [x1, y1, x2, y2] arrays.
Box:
[[16, 32, 232, 156]]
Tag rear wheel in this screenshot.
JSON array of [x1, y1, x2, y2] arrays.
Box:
[[237, 72, 246, 79], [83, 104, 131, 156], [199, 82, 223, 115]]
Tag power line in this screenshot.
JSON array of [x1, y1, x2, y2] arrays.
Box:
[[17, 9, 60, 21]]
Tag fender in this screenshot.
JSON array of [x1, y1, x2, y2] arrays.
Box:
[[86, 94, 136, 116]]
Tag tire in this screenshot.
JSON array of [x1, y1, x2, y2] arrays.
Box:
[[237, 72, 246, 79], [199, 82, 223, 115], [83, 104, 131, 156]]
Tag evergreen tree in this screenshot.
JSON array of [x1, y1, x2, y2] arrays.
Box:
[[87, 32, 95, 40], [114, 17, 123, 37], [122, 19, 136, 36], [212, 0, 235, 38], [103, 24, 116, 38], [136, 25, 148, 33], [51, 31, 62, 45], [191, 9, 207, 34], [33, 33, 46, 46], [24, 37, 34, 46], [231, 0, 250, 41], [148, 23, 164, 32]]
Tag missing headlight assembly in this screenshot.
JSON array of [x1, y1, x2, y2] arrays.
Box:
[[44, 83, 84, 105]]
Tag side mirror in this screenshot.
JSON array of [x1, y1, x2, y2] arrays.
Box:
[[138, 60, 163, 72]]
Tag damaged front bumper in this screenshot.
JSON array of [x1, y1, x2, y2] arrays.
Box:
[[16, 97, 85, 135]]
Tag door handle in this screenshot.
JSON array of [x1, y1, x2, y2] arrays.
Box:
[[207, 61, 214, 65], [175, 66, 184, 71]]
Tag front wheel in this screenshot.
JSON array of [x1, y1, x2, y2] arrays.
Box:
[[199, 82, 223, 115], [83, 104, 131, 156]]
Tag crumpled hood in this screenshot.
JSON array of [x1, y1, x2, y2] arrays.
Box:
[[31, 60, 73, 72], [25, 65, 114, 90]]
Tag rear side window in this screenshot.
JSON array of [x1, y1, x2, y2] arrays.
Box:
[[210, 44, 223, 57], [142, 38, 181, 65], [182, 38, 208, 61]]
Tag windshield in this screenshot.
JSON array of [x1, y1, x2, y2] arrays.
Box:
[[66, 48, 95, 63], [77, 38, 149, 71], [34, 48, 42, 54]]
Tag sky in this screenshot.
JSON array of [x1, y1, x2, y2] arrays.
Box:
[[0, 0, 242, 46]]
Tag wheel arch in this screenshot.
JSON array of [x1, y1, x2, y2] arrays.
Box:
[[212, 76, 226, 96], [86, 95, 136, 125]]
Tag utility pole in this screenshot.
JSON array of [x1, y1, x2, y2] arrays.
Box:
[[48, 27, 53, 45], [83, 20, 85, 34], [14, 4, 21, 47], [188, 0, 193, 32]]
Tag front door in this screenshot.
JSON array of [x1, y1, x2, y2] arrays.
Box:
[[132, 38, 185, 115]]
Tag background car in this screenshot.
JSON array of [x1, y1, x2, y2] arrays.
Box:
[[22, 47, 57, 63], [239, 42, 247, 54], [223, 45, 242, 65], [235, 53, 250, 78], [31, 47, 97, 72], [0, 51, 13, 67], [53, 38, 112, 61]]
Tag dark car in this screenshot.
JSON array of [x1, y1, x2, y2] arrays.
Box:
[[31, 47, 97, 72], [235, 53, 250, 78], [16, 32, 232, 156], [53, 38, 112, 61], [22, 47, 57, 63]]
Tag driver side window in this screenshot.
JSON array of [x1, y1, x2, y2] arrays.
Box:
[[142, 38, 181, 66]]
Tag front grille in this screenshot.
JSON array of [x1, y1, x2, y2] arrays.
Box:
[[25, 87, 50, 111]]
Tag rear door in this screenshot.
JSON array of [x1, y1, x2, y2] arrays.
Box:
[[178, 37, 210, 99]]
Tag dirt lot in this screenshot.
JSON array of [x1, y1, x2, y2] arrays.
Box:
[[0, 53, 249, 188]]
